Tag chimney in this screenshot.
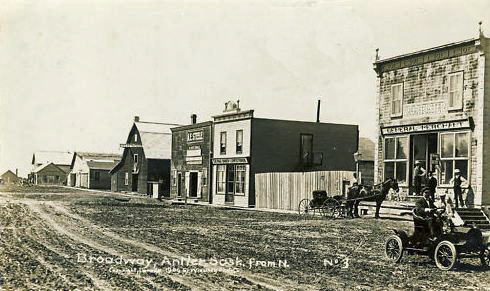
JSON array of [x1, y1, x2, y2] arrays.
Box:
[[316, 100, 321, 122], [134, 116, 140, 122], [15, 168, 18, 177], [191, 114, 197, 124]]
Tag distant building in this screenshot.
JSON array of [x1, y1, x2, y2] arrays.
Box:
[[373, 30, 490, 206], [30, 151, 73, 185], [32, 163, 67, 185], [1, 170, 19, 184], [354, 137, 375, 186], [210, 101, 358, 207], [68, 152, 121, 189], [170, 115, 213, 203], [110, 116, 179, 198]]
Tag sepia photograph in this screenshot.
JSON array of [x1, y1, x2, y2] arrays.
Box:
[[1, 0, 490, 290]]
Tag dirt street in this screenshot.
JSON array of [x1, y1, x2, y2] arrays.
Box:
[[0, 185, 488, 290]]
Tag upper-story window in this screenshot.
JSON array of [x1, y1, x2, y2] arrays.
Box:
[[134, 154, 138, 165], [220, 132, 227, 155], [134, 133, 138, 142], [300, 134, 313, 165], [448, 72, 463, 110], [391, 83, 403, 117], [236, 130, 243, 154]]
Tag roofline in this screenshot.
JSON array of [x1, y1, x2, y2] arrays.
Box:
[[211, 109, 255, 119], [136, 121, 182, 126], [253, 117, 358, 127], [170, 121, 213, 131], [374, 37, 478, 65]]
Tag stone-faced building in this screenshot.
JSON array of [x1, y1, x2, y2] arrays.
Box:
[[170, 115, 213, 203], [211, 101, 358, 208], [110, 117, 178, 198], [373, 32, 490, 207]]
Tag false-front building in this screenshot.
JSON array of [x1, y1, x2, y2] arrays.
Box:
[[211, 102, 358, 207], [373, 33, 490, 207], [110, 117, 178, 198]]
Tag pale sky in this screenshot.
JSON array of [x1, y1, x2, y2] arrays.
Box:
[[1, 0, 489, 177]]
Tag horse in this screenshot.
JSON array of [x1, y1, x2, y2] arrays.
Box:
[[346, 178, 399, 219]]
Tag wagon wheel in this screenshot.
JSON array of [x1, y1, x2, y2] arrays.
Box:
[[298, 199, 312, 216], [434, 240, 457, 271], [321, 198, 341, 218], [480, 245, 490, 268], [385, 235, 403, 263]]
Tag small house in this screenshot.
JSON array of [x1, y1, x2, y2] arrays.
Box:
[[68, 152, 121, 189]]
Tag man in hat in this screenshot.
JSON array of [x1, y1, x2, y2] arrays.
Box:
[[426, 170, 438, 201], [449, 169, 467, 209], [412, 161, 426, 196], [414, 187, 439, 238]]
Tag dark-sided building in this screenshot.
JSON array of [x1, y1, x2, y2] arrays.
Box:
[[211, 101, 358, 207], [373, 31, 490, 207], [110, 116, 179, 198], [68, 152, 121, 189], [170, 115, 213, 202], [354, 137, 375, 186]]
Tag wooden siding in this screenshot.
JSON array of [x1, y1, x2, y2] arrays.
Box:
[[255, 171, 354, 211]]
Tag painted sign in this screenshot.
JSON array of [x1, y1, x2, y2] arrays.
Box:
[[212, 157, 249, 164], [403, 101, 447, 118], [381, 119, 470, 135], [187, 130, 203, 142]]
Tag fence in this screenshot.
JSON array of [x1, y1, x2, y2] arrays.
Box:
[[255, 171, 355, 211]]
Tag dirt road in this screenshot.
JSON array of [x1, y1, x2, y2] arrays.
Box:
[[0, 186, 489, 290]]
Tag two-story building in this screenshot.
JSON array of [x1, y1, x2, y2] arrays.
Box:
[[211, 101, 358, 207], [110, 116, 179, 198], [373, 31, 490, 207], [170, 115, 213, 202]]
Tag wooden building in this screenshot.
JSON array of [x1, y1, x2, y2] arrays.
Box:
[[373, 31, 490, 206], [110, 116, 179, 198], [68, 152, 121, 189], [32, 163, 67, 185], [30, 151, 73, 185], [211, 101, 358, 207], [170, 115, 213, 203], [354, 137, 375, 186], [1, 170, 19, 184]]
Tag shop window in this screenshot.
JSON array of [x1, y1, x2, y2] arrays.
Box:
[[384, 136, 408, 183], [236, 130, 243, 154], [391, 83, 403, 117], [440, 132, 469, 184], [235, 165, 246, 194], [220, 132, 227, 155], [448, 72, 463, 110], [217, 165, 226, 193], [300, 134, 313, 165]]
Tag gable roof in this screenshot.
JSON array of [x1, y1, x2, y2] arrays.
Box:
[[71, 152, 121, 170], [32, 162, 65, 174], [135, 121, 177, 159], [76, 152, 121, 161], [1, 170, 17, 178], [86, 160, 120, 170], [357, 137, 375, 161], [32, 151, 73, 166]]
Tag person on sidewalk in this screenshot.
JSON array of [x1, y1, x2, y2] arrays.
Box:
[[412, 161, 426, 196], [426, 170, 438, 202], [449, 169, 467, 209]]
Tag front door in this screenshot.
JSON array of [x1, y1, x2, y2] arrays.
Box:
[[225, 165, 235, 203], [132, 174, 138, 192], [152, 183, 159, 199], [189, 172, 198, 198], [177, 173, 183, 197], [409, 133, 438, 193]]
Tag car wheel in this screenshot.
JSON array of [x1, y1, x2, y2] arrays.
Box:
[[385, 235, 403, 263], [434, 240, 457, 271]]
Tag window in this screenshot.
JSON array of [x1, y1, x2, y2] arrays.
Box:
[[94, 171, 100, 182], [391, 83, 403, 117], [384, 136, 408, 183], [236, 130, 243, 154], [134, 133, 138, 142], [220, 132, 227, 155], [133, 154, 138, 165], [235, 165, 246, 194], [125, 173, 129, 185], [448, 72, 463, 110], [217, 165, 226, 193], [440, 132, 469, 184], [300, 134, 313, 165]]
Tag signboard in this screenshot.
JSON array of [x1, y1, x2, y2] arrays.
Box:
[[187, 130, 203, 142], [403, 101, 447, 118], [185, 156, 203, 165], [212, 157, 249, 164], [120, 144, 143, 148], [381, 119, 470, 135]]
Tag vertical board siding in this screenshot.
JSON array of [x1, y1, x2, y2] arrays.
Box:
[[255, 171, 354, 211]]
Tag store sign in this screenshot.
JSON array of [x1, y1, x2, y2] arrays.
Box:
[[186, 156, 202, 165], [381, 119, 470, 135], [187, 130, 203, 142], [212, 157, 249, 164], [403, 101, 447, 118]]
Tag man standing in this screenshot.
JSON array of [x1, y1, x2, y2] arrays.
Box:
[[426, 170, 438, 202], [450, 169, 467, 209], [412, 161, 426, 196]]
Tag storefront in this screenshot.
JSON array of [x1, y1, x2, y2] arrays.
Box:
[[212, 157, 249, 205]]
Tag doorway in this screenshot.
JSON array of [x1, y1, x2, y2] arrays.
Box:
[[409, 133, 438, 194], [189, 172, 198, 198], [132, 174, 138, 192], [225, 165, 235, 203]]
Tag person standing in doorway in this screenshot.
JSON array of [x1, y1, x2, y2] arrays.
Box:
[[413, 161, 426, 196], [426, 170, 438, 202], [450, 169, 467, 209]]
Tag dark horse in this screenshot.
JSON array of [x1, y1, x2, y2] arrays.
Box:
[[346, 178, 399, 219]]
